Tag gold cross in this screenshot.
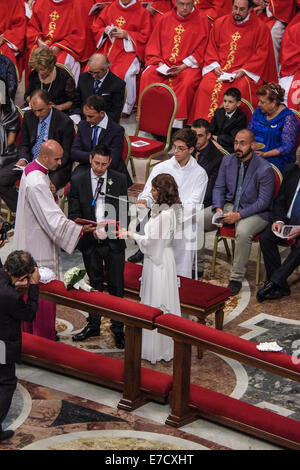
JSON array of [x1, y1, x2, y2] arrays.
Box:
[[49, 11, 60, 21], [116, 16, 126, 28], [232, 31, 241, 41], [175, 24, 185, 35]]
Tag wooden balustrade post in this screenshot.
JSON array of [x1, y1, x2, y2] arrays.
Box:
[[117, 325, 148, 411], [165, 340, 197, 427]]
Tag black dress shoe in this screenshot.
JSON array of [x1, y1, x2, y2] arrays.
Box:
[[227, 280, 242, 296], [256, 280, 290, 303], [0, 430, 14, 441], [192, 269, 203, 279], [127, 249, 144, 263], [114, 332, 125, 349], [72, 325, 100, 342]]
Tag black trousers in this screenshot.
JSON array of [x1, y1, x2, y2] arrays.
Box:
[[0, 363, 17, 430], [260, 224, 300, 287], [82, 243, 125, 335]]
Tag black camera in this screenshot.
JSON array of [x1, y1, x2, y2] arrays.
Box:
[[0, 221, 13, 241]]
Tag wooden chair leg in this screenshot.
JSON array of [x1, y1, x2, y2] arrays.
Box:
[[211, 235, 219, 277], [117, 325, 148, 411], [215, 308, 224, 330]]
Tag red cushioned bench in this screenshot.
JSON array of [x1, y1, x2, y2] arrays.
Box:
[[36, 280, 168, 410], [155, 313, 300, 449], [124, 261, 231, 331], [22, 333, 173, 404]]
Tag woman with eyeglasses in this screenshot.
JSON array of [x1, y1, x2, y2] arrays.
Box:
[[24, 47, 75, 114], [248, 82, 299, 173], [119, 174, 182, 364]]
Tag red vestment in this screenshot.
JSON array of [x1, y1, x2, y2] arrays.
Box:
[[149, 0, 172, 28], [0, 0, 26, 69], [279, 24, 300, 111], [73, 0, 96, 63], [189, 12, 277, 123], [27, 0, 80, 62], [139, 7, 210, 120], [91, 0, 152, 79], [193, 0, 232, 21], [254, 1, 296, 31]]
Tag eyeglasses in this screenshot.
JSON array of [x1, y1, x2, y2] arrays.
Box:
[[172, 145, 189, 153]]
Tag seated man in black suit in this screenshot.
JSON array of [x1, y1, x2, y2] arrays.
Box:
[[191, 118, 223, 208], [209, 87, 247, 154], [257, 161, 300, 302], [71, 94, 132, 186], [70, 54, 125, 124], [68, 144, 127, 347], [0, 89, 74, 212]]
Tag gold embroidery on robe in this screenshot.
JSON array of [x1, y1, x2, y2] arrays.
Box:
[[45, 11, 60, 44], [208, 31, 241, 118], [169, 24, 185, 65]]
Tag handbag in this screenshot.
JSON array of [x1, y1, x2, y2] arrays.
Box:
[[0, 144, 18, 168]]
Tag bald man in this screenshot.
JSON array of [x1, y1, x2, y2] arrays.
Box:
[[13, 140, 95, 340], [205, 129, 275, 295], [71, 54, 125, 123], [0, 88, 74, 212]]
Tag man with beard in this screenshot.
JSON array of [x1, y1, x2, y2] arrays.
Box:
[[206, 129, 274, 295], [188, 0, 277, 122]]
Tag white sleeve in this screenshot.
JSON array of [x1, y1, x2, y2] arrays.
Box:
[[183, 55, 199, 68], [202, 61, 221, 76], [124, 36, 135, 52]]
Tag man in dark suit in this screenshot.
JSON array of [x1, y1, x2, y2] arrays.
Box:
[[209, 87, 247, 154], [257, 162, 300, 302], [191, 119, 223, 208], [0, 89, 74, 211], [71, 94, 132, 187], [68, 144, 127, 347], [209, 129, 275, 295], [0, 251, 39, 442], [71, 54, 125, 123]]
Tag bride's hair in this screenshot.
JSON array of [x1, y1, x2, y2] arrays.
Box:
[[151, 174, 181, 206]]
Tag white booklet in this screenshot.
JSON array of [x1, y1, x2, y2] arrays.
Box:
[[212, 212, 225, 226], [273, 225, 297, 239], [131, 140, 150, 147], [156, 64, 172, 76], [218, 72, 236, 82]]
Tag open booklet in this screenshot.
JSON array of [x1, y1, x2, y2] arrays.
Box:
[[218, 72, 236, 82], [273, 225, 298, 239], [156, 64, 173, 76], [212, 212, 225, 226]]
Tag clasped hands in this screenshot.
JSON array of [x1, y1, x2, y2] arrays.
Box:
[[214, 67, 245, 80], [215, 208, 241, 225], [105, 26, 128, 39]]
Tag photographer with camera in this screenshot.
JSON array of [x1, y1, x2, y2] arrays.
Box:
[[0, 250, 40, 442]]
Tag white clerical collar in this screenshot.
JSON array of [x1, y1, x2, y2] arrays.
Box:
[[235, 13, 250, 24], [35, 159, 49, 171], [177, 7, 194, 18], [119, 0, 136, 8]]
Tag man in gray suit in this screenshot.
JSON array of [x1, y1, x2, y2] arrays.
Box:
[[207, 129, 275, 295]]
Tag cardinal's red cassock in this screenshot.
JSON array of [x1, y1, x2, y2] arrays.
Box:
[[26, 0, 81, 82], [279, 23, 300, 111], [139, 7, 210, 123], [189, 11, 277, 123], [92, 0, 152, 114], [0, 0, 26, 77]]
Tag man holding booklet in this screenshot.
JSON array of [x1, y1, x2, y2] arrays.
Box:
[[257, 161, 300, 302], [68, 144, 128, 347]]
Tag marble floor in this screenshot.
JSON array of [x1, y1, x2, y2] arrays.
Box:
[[1, 111, 300, 452]]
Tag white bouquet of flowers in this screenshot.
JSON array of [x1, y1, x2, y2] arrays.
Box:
[[63, 267, 87, 290]]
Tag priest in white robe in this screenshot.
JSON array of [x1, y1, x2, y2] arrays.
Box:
[[13, 140, 95, 340]]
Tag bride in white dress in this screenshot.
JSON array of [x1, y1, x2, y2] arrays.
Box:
[[119, 174, 182, 364]]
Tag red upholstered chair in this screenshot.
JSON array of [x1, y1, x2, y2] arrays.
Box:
[[240, 97, 254, 126], [127, 83, 177, 182], [210, 164, 283, 285]]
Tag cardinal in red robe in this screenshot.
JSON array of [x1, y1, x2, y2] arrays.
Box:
[[73, 0, 96, 65], [139, 1, 210, 125], [279, 24, 300, 111], [188, 0, 277, 123], [92, 0, 152, 116], [0, 0, 26, 78], [26, 0, 81, 82], [253, 0, 296, 71]]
